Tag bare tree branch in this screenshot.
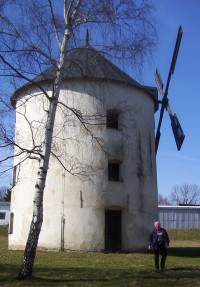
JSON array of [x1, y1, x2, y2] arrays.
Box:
[[0, 0, 158, 279], [170, 183, 200, 205], [47, 0, 62, 48]]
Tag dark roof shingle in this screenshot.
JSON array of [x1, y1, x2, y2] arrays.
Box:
[[11, 45, 158, 110]]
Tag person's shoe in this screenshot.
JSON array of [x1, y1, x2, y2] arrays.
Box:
[[161, 266, 165, 270]]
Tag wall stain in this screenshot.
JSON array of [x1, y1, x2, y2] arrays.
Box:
[[148, 129, 153, 176], [137, 131, 144, 211]]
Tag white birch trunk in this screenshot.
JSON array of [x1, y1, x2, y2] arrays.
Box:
[[18, 26, 73, 279], [18, 2, 83, 278]]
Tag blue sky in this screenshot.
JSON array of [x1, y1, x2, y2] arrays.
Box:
[[141, 0, 200, 197]]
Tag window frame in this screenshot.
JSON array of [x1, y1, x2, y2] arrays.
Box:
[[108, 160, 122, 182], [106, 109, 120, 129]]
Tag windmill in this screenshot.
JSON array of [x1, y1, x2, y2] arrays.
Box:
[[155, 26, 185, 154]]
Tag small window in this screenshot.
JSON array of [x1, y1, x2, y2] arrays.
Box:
[[108, 161, 120, 181], [0, 212, 6, 220], [107, 110, 119, 129]]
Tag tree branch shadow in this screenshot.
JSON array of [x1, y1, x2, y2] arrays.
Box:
[[168, 247, 200, 257]]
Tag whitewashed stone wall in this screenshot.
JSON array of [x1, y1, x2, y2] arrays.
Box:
[[9, 78, 158, 251]]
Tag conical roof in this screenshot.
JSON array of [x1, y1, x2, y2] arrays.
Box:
[[11, 44, 158, 110], [33, 45, 141, 86]]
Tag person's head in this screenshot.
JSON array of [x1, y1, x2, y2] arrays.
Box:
[[154, 221, 161, 230]]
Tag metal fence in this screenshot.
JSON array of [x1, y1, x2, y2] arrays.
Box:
[[158, 206, 200, 228]]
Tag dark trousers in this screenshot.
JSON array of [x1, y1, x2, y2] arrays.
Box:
[[154, 245, 167, 269]]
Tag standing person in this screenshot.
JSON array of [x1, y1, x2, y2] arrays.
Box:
[[148, 221, 170, 270]]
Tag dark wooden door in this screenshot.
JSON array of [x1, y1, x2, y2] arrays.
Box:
[[105, 210, 122, 251]]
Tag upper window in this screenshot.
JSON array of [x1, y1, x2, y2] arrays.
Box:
[[108, 161, 120, 181], [106, 110, 119, 129]]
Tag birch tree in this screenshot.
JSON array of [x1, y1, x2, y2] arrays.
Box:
[[0, 0, 157, 279]]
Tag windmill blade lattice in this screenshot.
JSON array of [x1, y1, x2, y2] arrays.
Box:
[[155, 26, 185, 153]]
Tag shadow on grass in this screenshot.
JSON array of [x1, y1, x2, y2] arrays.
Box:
[[0, 264, 200, 287], [168, 247, 200, 257], [0, 264, 137, 286], [137, 267, 200, 287]]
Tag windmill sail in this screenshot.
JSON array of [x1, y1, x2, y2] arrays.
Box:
[[155, 26, 185, 153], [171, 114, 185, 150]]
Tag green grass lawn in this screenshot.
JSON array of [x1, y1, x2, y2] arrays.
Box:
[[0, 226, 200, 286]]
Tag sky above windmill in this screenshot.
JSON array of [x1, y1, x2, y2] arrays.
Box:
[[140, 0, 200, 197]]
